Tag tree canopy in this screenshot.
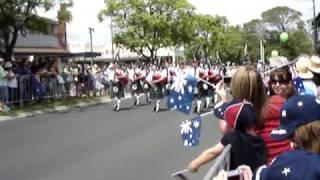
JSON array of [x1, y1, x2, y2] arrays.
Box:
[[99, 0, 194, 61], [99, 2, 314, 64], [0, 0, 73, 61]]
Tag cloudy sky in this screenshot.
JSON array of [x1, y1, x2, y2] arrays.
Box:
[[42, 0, 319, 46]]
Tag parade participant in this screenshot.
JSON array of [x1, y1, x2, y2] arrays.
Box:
[[110, 62, 128, 111], [251, 95, 320, 180], [140, 63, 151, 104], [207, 65, 222, 105], [129, 63, 146, 106], [189, 59, 207, 113], [146, 63, 167, 112], [188, 99, 267, 173], [164, 60, 176, 96]]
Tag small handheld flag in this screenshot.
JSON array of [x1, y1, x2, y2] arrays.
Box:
[[180, 116, 202, 147], [167, 73, 197, 114]]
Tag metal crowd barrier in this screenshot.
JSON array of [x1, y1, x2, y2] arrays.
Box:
[[1, 73, 110, 107], [202, 144, 232, 180]]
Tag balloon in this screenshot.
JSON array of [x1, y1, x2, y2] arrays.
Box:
[[280, 32, 288, 43], [271, 50, 279, 57]]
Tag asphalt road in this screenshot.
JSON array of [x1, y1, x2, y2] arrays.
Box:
[[0, 97, 222, 180]]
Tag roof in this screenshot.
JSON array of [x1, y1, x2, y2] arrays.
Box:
[[71, 56, 147, 63], [14, 47, 69, 56], [69, 52, 102, 58], [15, 34, 61, 48]]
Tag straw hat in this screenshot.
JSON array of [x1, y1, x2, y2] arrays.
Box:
[[295, 55, 313, 79], [308, 55, 320, 74], [268, 56, 289, 69]]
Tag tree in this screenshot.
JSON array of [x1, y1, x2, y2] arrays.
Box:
[[261, 6, 302, 32], [218, 26, 243, 64], [99, 0, 194, 62], [0, 0, 73, 61], [240, 6, 313, 60], [184, 14, 227, 61]]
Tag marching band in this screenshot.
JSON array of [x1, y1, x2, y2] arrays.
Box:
[[106, 59, 228, 113]]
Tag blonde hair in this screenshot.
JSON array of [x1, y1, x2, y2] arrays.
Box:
[[293, 121, 320, 154], [231, 66, 266, 129]]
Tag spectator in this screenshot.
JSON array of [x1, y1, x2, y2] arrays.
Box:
[[216, 64, 292, 164], [216, 66, 266, 134], [5, 62, 18, 104], [0, 58, 8, 104], [252, 95, 320, 180], [256, 57, 293, 163], [308, 55, 320, 96], [295, 55, 317, 96], [188, 99, 268, 173]]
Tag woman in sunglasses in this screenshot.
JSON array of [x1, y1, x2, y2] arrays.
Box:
[[256, 57, 295, 164]]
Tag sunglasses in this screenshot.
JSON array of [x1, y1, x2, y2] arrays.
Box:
[[270, 78, 291, 84]]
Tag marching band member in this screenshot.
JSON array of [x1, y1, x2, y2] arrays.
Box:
[[146, 63, 167, 112], [188, 60, 206, 114], [110, 62, 128, 111], [207, 65, 222, 105], [129, 63, 146, 106], [164, 60, 176, 96]]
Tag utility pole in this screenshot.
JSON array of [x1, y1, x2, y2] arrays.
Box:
[[89, 27, 94, 66], [313, 0, 317, 52], [110, 16, 114, 60]]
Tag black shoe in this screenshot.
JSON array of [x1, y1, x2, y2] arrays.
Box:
[[153, 106, 156, 112], [134, 99, 138, 106]]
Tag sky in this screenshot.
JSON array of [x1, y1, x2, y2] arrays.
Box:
[[41, 0, 320, 47]]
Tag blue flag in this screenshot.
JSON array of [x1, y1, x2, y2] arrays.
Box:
[[167, 73, 197, 114], [180, 116, 202, 147], [293, 77, 305, 94]]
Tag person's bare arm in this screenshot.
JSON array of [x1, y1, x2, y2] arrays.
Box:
[[188, 143, 225, 172]]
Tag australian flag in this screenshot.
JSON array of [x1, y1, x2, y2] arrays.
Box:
[[293, 77, 305, 94], [180, 116, 202, 147], [167, 73, 197, 114]]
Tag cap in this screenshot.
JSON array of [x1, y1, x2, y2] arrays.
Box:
[[271, 94, 320, 140]]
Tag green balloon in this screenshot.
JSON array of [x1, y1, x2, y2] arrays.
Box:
[[280, 32, 288, 43], [271, 50, 279, 57]]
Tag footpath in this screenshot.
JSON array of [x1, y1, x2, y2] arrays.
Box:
[[0, 96, 114, 122]]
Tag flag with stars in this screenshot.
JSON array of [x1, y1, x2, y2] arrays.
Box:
[[180, 116, 202, 147], [289, 63, 305, 94], [293, 77, 305, 94], [167, 73, 197, 114]]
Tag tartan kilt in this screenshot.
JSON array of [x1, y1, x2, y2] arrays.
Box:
[[109, 82, 125, 98], [130, 80, 144, 94], [150, 84, 165, 99], [194, 82, 210, 99], [207, 86, 215, 97]]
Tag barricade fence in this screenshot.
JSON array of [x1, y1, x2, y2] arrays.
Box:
[[202, 144, 232, 180], [0, 73, 112, 107]]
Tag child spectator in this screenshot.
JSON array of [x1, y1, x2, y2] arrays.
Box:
[[188, 99, 268, 173]]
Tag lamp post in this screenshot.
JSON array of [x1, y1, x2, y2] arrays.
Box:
[[312, 0, 318, 52], [110, 16, 114, 60], [89, 27, 94, 66]]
